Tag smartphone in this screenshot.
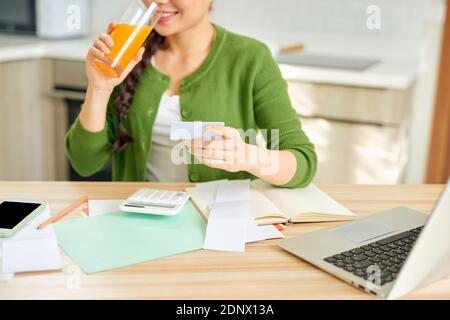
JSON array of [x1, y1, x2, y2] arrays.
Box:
[[0, 200, 47, 238]]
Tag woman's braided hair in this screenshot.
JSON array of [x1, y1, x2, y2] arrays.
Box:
[[113, 31, 166, 152], [113, 1, 214, 152]]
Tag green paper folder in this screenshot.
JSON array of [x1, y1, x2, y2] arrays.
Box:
[[54, 201, 206, 274]]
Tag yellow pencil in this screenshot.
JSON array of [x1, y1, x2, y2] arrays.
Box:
[[37, 196, 88, 230]]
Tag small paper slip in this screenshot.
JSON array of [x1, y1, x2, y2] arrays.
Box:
[[200, 180, 279, 252], [3, 238, 62, 273], [2, 206, 63, 274], [170, 121, 224, 141], [88, 199, 123, 216], [188, 179, 354, 225], [246, 219, 284, 243], [215, 179, 250, 204], [0, 272, 14, 282], [203, 201, 250, 252], [196, 180, 227, 209], [194, 179, 284, 251], [0, 242, 14, 281]]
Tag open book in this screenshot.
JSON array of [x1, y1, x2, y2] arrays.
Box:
[[186, 179, 355, 225]]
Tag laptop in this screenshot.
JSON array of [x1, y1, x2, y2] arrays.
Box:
[[278, 179, 450, 299]]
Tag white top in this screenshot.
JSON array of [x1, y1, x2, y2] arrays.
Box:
[[146, 92, 190, 182]]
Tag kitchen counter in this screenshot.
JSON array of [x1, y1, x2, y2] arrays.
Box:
[[0, 33, 418, 90], [0, 35, 92, 62], [278, 60, 418, 90]]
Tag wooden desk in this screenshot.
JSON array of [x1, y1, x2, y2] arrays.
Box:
[[0, 182, 448, 300]]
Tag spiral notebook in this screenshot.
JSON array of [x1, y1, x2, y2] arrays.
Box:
[[186, 179, 355, 225]]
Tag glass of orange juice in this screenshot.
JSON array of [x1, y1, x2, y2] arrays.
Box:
[[94, 0, 159, 77]]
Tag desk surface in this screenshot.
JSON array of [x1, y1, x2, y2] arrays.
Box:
[[1, 182, 448, 300]]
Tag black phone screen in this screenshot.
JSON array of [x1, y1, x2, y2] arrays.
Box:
[[0, 201, 40, 229]]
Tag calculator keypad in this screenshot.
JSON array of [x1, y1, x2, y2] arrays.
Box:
[[129, 189, 187, 205]]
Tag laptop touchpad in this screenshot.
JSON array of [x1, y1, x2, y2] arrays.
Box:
[[331, 219, 397, 243]]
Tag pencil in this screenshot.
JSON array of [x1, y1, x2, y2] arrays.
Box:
[[279, 43, 305, 54], [37, 196, 88, 230]]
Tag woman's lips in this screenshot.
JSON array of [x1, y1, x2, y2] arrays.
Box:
[[157, 11, 179, 24]]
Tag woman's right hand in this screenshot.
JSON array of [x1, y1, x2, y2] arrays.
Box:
[[86, 22, 146, 93]]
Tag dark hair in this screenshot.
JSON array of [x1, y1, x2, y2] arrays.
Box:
[[113, 30, 166, 152]]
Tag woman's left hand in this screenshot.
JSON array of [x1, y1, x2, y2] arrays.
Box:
[[185, 126, 257, 173]]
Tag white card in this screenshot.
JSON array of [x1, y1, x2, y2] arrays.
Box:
[[2, 238, 62, 273], [88, 199, 123, 216]]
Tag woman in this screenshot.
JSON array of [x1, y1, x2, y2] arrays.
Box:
[[66, 0, 317, 188]]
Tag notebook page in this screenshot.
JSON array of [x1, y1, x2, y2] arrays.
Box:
[[251, 180, 353, 219], [250, 189, 286, 220], [188, 187, 286, 221]]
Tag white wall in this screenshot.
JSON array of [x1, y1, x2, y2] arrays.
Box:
[[211, 0, 429, 37], [91, 0, 436, 38], [91, 0, 129, 34], [88, 0, 442, 62]]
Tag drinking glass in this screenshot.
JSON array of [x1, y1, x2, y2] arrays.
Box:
[[95, 0, 159, 77]]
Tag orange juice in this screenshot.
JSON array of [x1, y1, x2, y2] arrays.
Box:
[[95, 23, 153, 77]]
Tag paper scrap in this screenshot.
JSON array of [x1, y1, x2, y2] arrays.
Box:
[[0, 243, 14, 282], [258, 225, 284, 240], [2, 238, 62, 273], [200, 179, 281, 251], [203, 180, 251, 252], [196, 180, 227, 209], [215, 179, 251, 204], [246, 219, 284, 243], [1, 206, 62, 274], [203, 203, 249, 252], [0, 273, 14, 282], [246, 218, 266, 243], [88, 199, 123, 216]]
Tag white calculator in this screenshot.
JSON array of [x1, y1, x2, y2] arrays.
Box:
[[120, 189, 191, 216]]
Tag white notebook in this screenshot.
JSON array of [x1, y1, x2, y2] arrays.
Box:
[[1, 205, 63, 274], [187, 179, 355, 225]]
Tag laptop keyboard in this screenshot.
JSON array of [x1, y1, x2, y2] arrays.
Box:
[[324, 226, 423, 286]]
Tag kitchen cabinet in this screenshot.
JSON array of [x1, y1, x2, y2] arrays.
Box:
[[51, 59, 112, 181], [0, 57, 111, 181], [0, 59, 58, 181], [288, 81, 413, 184]]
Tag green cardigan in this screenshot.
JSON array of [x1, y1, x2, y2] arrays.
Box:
[[66, 24, 317, 188]]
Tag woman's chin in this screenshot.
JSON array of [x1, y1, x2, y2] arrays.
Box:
[[155, 24, 180, 37]]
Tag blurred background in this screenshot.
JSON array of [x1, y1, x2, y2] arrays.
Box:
[[0, 0, 448, 184]]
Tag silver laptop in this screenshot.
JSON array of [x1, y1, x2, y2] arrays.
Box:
[[278, 179, 450, 299]]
